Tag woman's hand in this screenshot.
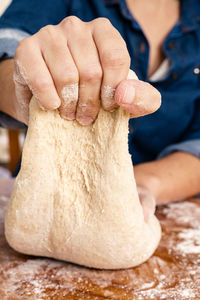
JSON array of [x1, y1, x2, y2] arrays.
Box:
[[137, 186, 156, 222], [13, 16, 161, 125]]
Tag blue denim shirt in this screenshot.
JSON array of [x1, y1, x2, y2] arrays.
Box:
[[0, 0, 200, 165]]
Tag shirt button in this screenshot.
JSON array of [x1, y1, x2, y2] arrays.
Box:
[[167, 43, 175, 50], [140, 42, 146, 53], [193, 67, 200, 75], [172, 72, 178, 79]]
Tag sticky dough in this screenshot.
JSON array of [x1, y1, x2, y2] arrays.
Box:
[[5, 71, 161, 269]]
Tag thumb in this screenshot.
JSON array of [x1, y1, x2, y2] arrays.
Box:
[[137, 186, 156, 222], [115, 74, 161, 118]]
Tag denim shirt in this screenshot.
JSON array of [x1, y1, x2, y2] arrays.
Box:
[[0, 0, 200, 165]]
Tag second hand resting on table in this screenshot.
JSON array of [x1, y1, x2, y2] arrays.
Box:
[[0, 17, 199, 220]]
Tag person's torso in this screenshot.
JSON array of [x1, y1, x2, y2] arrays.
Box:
[[3, 0, 200, 164]]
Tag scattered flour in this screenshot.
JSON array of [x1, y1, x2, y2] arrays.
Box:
[[0, 196, 200, 299]]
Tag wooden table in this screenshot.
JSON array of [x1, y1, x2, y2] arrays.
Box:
[[0, 179, 199, 299]]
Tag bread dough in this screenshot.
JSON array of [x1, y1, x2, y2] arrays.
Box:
[[5, 71, 161, 269]]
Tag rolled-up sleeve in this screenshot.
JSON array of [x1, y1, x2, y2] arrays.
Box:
[[158, 139, 200, 159], [0, 28, 30, 60], [158, 98, 200, 159], [0, 0, 68, 128]]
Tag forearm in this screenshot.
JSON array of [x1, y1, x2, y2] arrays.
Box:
[[134, 152, 200, 205], [0, 59, 17, 119]]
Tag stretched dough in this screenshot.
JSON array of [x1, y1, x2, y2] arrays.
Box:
[[5, 71, 161, 269]]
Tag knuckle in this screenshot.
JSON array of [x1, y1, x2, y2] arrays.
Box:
[[93, 17, 111, 25], [60, 69, 79, 86], [15, 37, 33, 57], [60, 16, 81, 28], [101, 48, 130, 68], [39, 25, 55, 38], [44, 24, 54, 32], [80, 66, 102, 83], [34, 77, 52, 93]]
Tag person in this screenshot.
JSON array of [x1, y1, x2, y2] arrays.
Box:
[[0, 0, 199, 221]]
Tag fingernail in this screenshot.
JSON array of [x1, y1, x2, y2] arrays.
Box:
[[78, 117, 94, 125], [63, 113, 75, 120], [121, 85, 135, 104]]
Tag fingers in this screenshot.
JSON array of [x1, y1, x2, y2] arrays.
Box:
[[14, 17, 160, 127], [115, 78, 161, 118], [13, 61, 32, 125], [65, 19, 102, 125], [15, 36, 61, 111], [92, 18, 130, 111], [39, 25, 79, 120]]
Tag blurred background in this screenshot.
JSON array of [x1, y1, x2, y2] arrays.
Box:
[[0, 0, 24, 178]]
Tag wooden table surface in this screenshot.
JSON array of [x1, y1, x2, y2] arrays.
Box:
[[0, 178, 200, 299]]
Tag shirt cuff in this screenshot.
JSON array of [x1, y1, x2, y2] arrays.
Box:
[[0, 111, 26, 129], [157, 140, 200, 159], [0, 28, 29, 128], [0, 28, 30, 60]]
